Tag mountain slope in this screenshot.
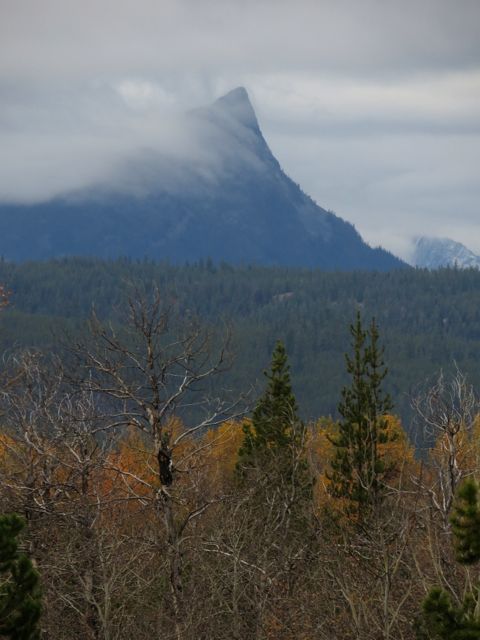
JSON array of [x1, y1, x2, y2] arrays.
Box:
[[0, 87, 405, 269], [413, 236, 480, 269]]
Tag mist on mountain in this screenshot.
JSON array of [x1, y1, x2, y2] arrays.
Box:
[[0, 88, 405, 270]]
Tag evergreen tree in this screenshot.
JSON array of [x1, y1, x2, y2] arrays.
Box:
[[235, 339, 313, 629], [450, 478, 480, 565], [328, 312, 393, 512], [417, 587, 480, 639], [239, 341, 299, 468], [0, 514, 42, 640], [237, 340, 311, 496], [417, 479, 480, 639]]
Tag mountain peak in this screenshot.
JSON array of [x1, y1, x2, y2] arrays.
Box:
[[413, 236, 480, 269], [216, 86, 250, 104], [0, 86, 406, 271], [212, 87, 259, 132]]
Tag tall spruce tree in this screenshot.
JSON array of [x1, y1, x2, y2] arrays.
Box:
[[328, 312, 392, 512], [237, 340, 310, 494], [417, 478, 480, 639], [0, 514, 42, 640], [235, 343, 312, 636]]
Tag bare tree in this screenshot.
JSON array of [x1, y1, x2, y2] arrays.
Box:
[[72, 291, 246, 640], [412, 368, 479, 527], [0, 351, 107, 637]]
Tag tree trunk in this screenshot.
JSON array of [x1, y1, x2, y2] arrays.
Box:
[[160, 488, 184, 640]]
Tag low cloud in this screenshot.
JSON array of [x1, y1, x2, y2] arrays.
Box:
[[0, 79, 266, 203], [0, 83, 193, 202]]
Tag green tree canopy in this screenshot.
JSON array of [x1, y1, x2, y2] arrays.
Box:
[[0, 514, 42, 640], [328, 312, 393, 512], [237, 340, 312, 501], [238, 341, 303, 474]]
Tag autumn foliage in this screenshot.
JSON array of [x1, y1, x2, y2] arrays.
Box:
[[0, 303, 479, 639]]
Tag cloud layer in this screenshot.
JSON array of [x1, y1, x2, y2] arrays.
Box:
[[1, 0, 479, 258]]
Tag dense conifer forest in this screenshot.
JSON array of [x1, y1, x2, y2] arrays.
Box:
[[0, 258, 479, 436]]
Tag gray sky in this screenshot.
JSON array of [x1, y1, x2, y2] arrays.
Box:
[[1, 0, 479, 259]]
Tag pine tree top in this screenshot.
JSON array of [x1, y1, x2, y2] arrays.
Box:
[[238, 340, 302, 467]]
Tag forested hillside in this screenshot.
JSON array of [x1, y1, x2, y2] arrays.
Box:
[[1, 258, 479, 437]]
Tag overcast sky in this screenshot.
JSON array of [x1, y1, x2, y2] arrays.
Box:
[[1, 0, 479, 259]]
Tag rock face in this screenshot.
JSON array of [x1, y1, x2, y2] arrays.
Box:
[[413, 237, 480, 270], [0, 87, 405, 269]]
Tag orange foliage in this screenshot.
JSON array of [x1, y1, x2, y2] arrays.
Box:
[[0, 431, 20, 474], [107, 427, 158, 491], [199, 420, 245, 487], [98, 428, 160, 528], [379, 414, 417, 482]]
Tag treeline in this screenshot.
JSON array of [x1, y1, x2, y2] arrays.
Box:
[[1, 258, 480, 436], [1, 294, 480, 639]]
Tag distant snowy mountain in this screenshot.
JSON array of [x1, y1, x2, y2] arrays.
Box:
[[413, 237, 480, 269], [0, 87, 405, 270]]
